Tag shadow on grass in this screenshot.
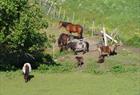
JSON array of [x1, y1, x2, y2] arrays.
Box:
[[29, 75, 34, 81]]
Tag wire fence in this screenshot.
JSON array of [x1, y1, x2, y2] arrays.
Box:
[[34, 0, 121, 44]]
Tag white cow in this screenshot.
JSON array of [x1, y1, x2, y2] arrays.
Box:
[[22, 63, 32, 74]]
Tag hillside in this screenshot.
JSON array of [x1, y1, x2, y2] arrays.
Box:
[[41, 0, 140, 46], [37, 0, 140, 74]]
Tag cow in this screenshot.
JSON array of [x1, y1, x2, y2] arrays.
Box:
[[22, 63, 32, 83]]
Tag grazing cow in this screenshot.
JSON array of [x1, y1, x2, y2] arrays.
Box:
[[97, 44, 120, 57], [22, 63, 32, 83], [97, 44, 120, 63], [75, 56, 84, 67]]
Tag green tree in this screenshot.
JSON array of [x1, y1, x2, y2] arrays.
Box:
[[0, 0, 49, 70]]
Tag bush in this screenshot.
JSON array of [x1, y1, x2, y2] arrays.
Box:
[[38, 64, 49, 73]]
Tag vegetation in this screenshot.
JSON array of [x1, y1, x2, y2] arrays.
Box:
[[46, 0, 140, 47], [0, 71, 140, 95], [0, 1, 140, 95], [0, 0, 139, 71], [0, 0, 49, 70], [127, 35, 140, 47], [36, 46, 140, 74]]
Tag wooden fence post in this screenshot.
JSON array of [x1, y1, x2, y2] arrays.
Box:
[[47, 1, 54, 15], [101, 27, 118, 46], [92, 20, 95, 37], [102, 27, 108, 46]]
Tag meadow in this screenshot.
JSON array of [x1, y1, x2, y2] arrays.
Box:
[[1, 45, 140, 95], [0, 0, 140, 95], [0, 71, 140, 95]]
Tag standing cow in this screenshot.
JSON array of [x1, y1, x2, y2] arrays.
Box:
[[22, 63, 32, 82]]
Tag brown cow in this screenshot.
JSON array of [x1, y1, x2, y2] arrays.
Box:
[[98, 44, 120, 57], [97, 44, 120, 63], [59, 21, 83, 38]]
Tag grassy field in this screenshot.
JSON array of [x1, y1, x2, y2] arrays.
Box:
[[0, 1, 140, 95], [0, 71, 140, 95], [1, 46, 140, 95], [46, 0, 140, 46]]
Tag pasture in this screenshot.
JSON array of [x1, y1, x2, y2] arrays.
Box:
[[0, 0, 140, 95], [0, 71, 140, 95], [1, 46, 140, 95]]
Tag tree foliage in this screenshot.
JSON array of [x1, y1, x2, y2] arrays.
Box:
[[0, 0, 49, 70]]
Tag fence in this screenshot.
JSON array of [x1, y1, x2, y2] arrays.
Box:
[[35, 0, 120, 44]]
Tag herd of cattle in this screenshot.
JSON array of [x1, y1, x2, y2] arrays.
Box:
[[58, 21, 120, 64], [22, 21, 120, 82]]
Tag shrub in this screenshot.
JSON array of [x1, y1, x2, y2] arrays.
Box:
[[37, 64, 49, 73]]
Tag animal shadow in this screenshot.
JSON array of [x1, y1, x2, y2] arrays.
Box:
[[28, 75, 34, 81]]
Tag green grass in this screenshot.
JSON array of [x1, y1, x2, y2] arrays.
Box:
[[47, 0, 140, 46], [1, 47, 139, 95], [44, 46, 140, 74], [1, 1, 140, 95], [59, 0, 139, 31], [0, 71, 140, 95], [0, 47, 140, 95]]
